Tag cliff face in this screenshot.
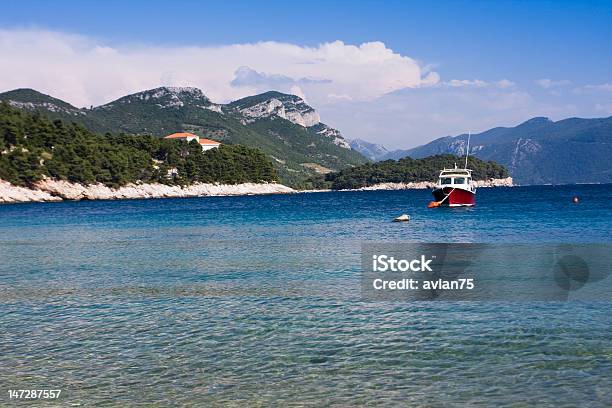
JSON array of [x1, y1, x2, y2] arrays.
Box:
[[232, 94, 321, 128], [227, 91, 353, 149]]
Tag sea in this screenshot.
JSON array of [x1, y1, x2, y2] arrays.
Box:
[[1, 184, 611, 407]]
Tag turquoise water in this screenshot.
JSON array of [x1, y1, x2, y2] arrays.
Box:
[[1, 185, 611, 406]]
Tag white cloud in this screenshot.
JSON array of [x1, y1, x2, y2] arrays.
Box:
[[535, 78, 571, 88], [0, 29, 437, 107], [289, 85, 306, 101], [327, 93, 353, 101], [496, 79, 515, 89], [0, 28, 608, 150], [581, 83, 612, 92], [439, 78, 514, 89], [445, 79, 489, 88], [230, 66, 331, 88]]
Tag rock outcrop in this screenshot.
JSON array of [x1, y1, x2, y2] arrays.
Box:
[[1, 177, 513, 204], [0, 180, 62, 203], [0, 179, 295, 204], [473, 177, 513, 188], [227, 91, 353, 149]]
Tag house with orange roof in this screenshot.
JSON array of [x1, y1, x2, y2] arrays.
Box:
[[197, 138, 221, 151], [164, 132, 221, 152]]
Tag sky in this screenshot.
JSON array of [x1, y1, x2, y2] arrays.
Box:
[[0, 0, 611, 149]]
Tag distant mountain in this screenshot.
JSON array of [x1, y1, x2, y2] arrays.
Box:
[[378, 148, 412, 161], [349, 139, 389, 161], [0, 87, 368, 187], [378, 116, 612, 185]]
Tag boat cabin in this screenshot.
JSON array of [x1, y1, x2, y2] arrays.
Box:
[[437, 168, 474, 191]]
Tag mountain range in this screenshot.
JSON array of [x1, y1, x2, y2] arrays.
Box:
[[348, 139, 389, 161], [3, 87, 611, 186], [350, 117, 612, 185], [0, 87, 367, 187]]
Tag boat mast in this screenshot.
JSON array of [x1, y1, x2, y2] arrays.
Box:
[[465, 131, 471, 169]]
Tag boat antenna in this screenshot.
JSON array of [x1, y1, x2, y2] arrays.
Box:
[[464, 131, 471, 169]]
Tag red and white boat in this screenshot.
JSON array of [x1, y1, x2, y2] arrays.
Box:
[[430, 166, 476, 207], [429, 133, 476, 207]]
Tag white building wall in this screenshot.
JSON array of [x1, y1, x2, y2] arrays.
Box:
[[201, 144, 220, 152]]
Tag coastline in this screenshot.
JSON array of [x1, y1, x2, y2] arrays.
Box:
[[0, 177, 513, 204], [339, 177, 514, 192], [0, 179, 295, 204]]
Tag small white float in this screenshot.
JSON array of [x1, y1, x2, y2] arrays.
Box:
[[393, 214, 410, 222]]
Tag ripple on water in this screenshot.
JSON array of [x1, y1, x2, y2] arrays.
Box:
[[1, 186, 611, 406]]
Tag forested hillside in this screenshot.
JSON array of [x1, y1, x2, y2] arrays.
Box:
[[311, 155, 509, 190], [0, 87, 368, 187], [0, 103, 277, 187]]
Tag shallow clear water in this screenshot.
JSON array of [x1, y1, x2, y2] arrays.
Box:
[[1, 185, 611, 406]]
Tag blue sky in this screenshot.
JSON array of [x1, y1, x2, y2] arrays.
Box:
[[1, 0, 611, 148]]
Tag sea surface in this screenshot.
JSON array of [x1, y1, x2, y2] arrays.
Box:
[[1, 185, 611, 407]]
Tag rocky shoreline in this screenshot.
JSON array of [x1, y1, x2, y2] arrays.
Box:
[[0, 179, 295, 204], [0, 177, 513, 204], [341, 177, 513, 191]]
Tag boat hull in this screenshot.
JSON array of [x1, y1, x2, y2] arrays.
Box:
[[432, 186, 476, 207]]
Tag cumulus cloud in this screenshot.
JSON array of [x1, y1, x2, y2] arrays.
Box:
[[230, 66, 330, 89], [0, 28, 608, 149], [0, 29, 437, 107]]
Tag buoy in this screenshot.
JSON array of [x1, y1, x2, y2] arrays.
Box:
[[428, 201, 441, 208], [393, 214, 410, 222], [572, 196, 579, 204]]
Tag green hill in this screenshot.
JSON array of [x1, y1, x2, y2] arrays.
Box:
[[0, 103, 277, 187], [313, 154, 509, 190], [0, 87, 368, 187]]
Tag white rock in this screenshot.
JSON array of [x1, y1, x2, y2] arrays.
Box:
[[472, 177, 514, 188], [0, 180, 62, 203], [239, 97, 321, 127], [344, 178, 514, 191], [0, 178, 295, 204]]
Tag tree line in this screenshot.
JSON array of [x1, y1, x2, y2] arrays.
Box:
[[0, 103, 277, 187]]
